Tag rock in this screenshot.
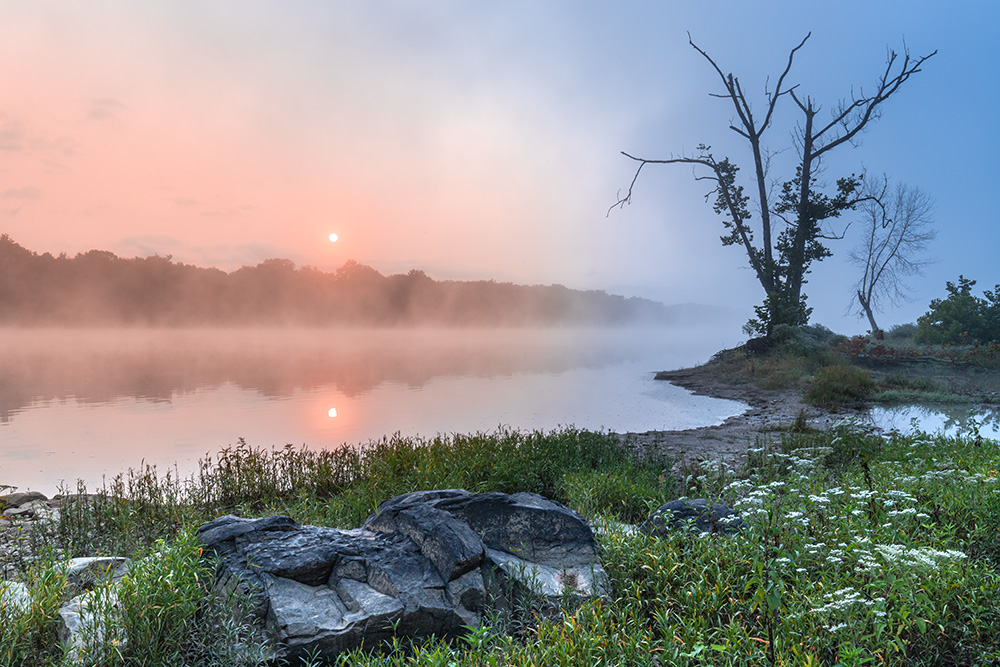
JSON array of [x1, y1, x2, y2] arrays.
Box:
[[59, 586, 124, 661], [199, 489, 606, 662], [0, 491, 48, 509], [56, 558, 131, 658], [641, 498, 746, 536], [0, 580, 30, 614], [65, 557, 130, 592], [371, 490, 606, 601], [2, 499, 54, 519]]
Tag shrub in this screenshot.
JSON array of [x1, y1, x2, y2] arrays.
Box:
[[805, 364, 875, 408], [915, 275, 1000, 344], [885, 322, 918, 341]]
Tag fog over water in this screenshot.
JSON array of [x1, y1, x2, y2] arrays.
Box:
[[1, 326, 747, 494]]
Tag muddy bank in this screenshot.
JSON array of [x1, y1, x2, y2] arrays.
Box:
[[621, 366, 854, 472]]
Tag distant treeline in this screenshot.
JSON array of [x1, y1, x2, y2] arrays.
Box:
[[0, 235, 671, 326]]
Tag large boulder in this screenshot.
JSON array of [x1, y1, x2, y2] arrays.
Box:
[[198, 489, 606, 662]]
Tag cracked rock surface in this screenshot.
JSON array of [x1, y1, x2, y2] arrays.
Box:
[[198, 489, 607, 662]]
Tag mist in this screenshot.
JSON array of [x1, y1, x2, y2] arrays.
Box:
[[1, 326, 745, 494], [0, 327, 705, 422], [0, 235, 680, 328]]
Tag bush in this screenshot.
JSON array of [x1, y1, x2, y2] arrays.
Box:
[[885, 322, 918, 341], [915, 275, 1000, 344], [805, 364, 875, 408], [771, 323, 834, 360]]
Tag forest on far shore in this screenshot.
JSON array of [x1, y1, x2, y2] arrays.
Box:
[[0, 235, 673, 327]]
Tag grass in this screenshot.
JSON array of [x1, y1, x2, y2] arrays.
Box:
[[804, 365, 876, 408], [696, 325, 999, 410], [2, 423, 1000, 666]]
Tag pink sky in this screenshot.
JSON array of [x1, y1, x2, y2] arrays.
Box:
[[1, 4, 616, 284], [1, 3, 996, 332]]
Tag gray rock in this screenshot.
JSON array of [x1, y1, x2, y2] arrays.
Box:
[[59, 588, 122, 660], [0, 491, 48, 509], [65, 557, 130, 592], [199, 489, 606, 663], [2, 499, 52, 519], [0, 580, 30, 614], [640, 498, 746, 536]]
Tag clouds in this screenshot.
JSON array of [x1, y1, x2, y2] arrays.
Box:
[[0, 116, 26, 152], [86, 97, 127, 122], [1, 187, 41, 200]]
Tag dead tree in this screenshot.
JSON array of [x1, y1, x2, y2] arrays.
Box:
[[850, 178, 936, 337], [612, 33, 936, 335]]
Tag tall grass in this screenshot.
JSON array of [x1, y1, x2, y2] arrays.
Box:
[[35, 428, 672, 557], [2, 425, 999, 666]]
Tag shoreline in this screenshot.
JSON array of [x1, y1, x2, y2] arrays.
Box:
[[4, 364, 849, 499], [622, 366, 856, 471]]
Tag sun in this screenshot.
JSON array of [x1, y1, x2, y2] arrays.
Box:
[[328, 232, 339, 243]]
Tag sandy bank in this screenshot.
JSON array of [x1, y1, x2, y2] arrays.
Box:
[[621, 366, 855, 472]]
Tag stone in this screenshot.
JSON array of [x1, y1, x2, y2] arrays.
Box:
[[370, 490, 606, 602], [199, 489, 607, 663], [0, 580, 30, 614], [0, 491, 48, 509], [59, 588, 122, 660], [2, 499, 53, 519], [65, 557, 131, 592], [640, 498, 746, 536]]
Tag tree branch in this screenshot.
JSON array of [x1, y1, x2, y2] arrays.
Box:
[[812, 48, 937, 159]]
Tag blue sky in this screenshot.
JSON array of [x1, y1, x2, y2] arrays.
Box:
[[1, 1, 997, 333]]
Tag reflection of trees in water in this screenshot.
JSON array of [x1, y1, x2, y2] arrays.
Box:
[[937, 406, 1000, 436], [0, 329, 657, 424], [875, 403, 1000, 438]]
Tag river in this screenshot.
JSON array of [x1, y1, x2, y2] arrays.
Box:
[[1, 327, 749, 494]]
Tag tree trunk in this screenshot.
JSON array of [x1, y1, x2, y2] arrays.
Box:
[[857, 289, 882, 337], [789, 103, 816, 311]]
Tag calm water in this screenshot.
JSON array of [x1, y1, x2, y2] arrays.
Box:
[[1, 327, 748, 495], [870, 403, 1000, 441]]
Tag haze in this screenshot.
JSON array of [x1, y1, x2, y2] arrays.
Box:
[[1, 3, 997, 332]]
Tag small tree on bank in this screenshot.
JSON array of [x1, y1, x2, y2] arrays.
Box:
[[612, 33, 935, 336], [849, 178, 936, 337], [916, 276, 1000, 345]]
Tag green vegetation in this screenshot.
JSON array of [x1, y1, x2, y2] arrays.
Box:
[[692, 322, 1000, 408], [916, 275, 1000, 345], [803, 364, 876, 408], [691, 324, 847, 393], [2, 423, 999, 666]]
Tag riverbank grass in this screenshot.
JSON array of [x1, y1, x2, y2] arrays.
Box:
[[3, 425, 1000, 666]]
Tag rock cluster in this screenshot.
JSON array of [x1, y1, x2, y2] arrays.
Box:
[[1, 490, 62, 575], [1, 490, 59, 522], [199, 489, 607, 662], [1, 486, 746, 663]]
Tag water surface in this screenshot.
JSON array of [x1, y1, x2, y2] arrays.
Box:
[[869, 403, 1000, 441], [1, 327, 748, 494]]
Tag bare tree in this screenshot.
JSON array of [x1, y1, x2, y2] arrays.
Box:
[[612, 33, 936, 336], [850, 178, 936, 337]]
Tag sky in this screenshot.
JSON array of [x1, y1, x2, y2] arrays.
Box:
[[1, 1, 997, 334]]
